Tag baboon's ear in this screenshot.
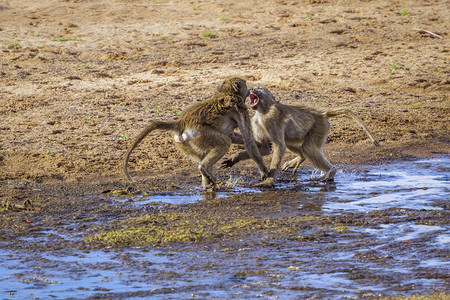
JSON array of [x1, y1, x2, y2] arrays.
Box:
[[233, 81, 241, 92]]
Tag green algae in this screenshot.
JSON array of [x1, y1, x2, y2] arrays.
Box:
[[1, 199, 34, 212], [86, 205, 352, 247], [87, 213, 285, 246], [381, 293, 449, 300]]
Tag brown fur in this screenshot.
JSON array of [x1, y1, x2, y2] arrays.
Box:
[[123, 77, 268, 190], [222, 86, 379, 186]]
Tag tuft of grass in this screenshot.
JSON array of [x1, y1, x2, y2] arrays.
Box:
[[30, 32, 43, 37], [434, 67, 442, 73], [46, 150, 55, 157], [219, 16, 228, 21], [315, 98, 330, 104], [400, 8, 410, 16], [7, 42, 20, 51], [118, 134, 129, 140], [389, 63, 409, 74], [51, 37, 83, 42], [390, 63, 409, 70], [331, 225, 349, 232], [154, 34, 170, 40], [153, 104, 168, 114], [201, 30, 215, 38]]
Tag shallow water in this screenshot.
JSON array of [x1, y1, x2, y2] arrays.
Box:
[[0, 249, 174, 299], [324, 157, 449, 213], [116, 185, 261, 206], [118, 157, 449, 212], [1, 157, 449, 299], [1, 231, 447, 299], [362, 223, 448, 243]]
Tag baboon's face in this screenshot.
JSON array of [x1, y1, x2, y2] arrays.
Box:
[[249, 86, 277, 110], [234, 78, 249, 99], [219, 77, 249, 99]]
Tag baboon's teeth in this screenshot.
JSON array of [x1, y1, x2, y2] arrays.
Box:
[[249, 93, 259, 106]]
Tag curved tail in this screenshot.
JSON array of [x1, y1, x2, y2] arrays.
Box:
[[123, 121, 179, 183], [323, 108, 380, 146]]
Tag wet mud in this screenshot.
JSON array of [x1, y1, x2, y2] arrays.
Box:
[[1, 158, 449, 299], [1, 0, 449, 298]]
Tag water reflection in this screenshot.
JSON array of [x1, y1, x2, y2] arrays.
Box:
[[324, 157, 449, 212], [114, 157, 448, 214]]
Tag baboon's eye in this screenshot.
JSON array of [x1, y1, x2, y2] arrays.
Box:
[[233, 82, 241, 91]]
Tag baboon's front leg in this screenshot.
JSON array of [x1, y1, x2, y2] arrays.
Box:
[[282, 157, 306, 173], [221, 141, 270, 169], [269, 142, 286, 179], [229, 132, 245, 144], [255, 141, 286, 186]]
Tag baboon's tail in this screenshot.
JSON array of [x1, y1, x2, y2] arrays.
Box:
[[324, 108, 380, 146], [123, 121, 179, 183]]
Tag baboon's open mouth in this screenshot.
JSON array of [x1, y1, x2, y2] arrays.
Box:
[[249, 93, 259, 106]]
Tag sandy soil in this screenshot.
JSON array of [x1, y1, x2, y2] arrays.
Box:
[[1, 0, 448, 188]]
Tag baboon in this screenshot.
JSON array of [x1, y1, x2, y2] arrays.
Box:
[[222, 86, 379, 186], [123, 77, 269, 190]]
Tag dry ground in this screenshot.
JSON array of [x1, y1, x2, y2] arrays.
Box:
[[1, 0, 449, 188]]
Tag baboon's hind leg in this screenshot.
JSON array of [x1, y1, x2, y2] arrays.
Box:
[[282, 145, 305, 173], [312, 163, 337, 181], [305, 150, 336, 182], [301, 142, 336, 182], [197, 135, 230, 190]]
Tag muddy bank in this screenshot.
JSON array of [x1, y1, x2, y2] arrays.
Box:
[[1, 158, 449, 299]]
